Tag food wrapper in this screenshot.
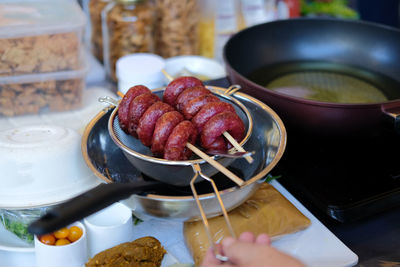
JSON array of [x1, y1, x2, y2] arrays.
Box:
[[0, 208, 50, 244], [184, 183, 311, 266]]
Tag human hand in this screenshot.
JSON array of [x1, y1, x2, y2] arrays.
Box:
[[200, 232, 305, 267]]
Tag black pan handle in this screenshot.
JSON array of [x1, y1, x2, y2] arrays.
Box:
[[382, 103, 400, 134], [28, 181, 162, 235]]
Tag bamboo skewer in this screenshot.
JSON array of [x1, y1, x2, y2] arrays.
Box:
[[186, 143, 244, 186], [162, 69, 254, 164], [223, 132, 254, 164], [161, 69, 174, 81]]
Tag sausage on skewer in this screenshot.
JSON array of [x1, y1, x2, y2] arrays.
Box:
[[163, 76, 204, 106], [118, 85, 151, 133], [175, 86, 211, 112], [151, 111, 184, 157], [200, 112, 245, 150], [127, 93, 160, 137], [182, 94, 220, 120], [164, 120, 198, 161], [162, 76, 250, 162], [136, 102, 174, 147], [119, 85, 197, 160]]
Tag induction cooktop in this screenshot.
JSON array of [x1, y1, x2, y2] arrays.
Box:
[[207, 78, 400, 223], [273, 129, 400, 223]]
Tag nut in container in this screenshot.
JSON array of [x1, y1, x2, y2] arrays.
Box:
[[102, 0, 155, 82]]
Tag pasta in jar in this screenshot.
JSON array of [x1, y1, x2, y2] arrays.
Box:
[[102, 0, 155, 81], [154, 0, 200, 58], [89, 0, 111, 63]]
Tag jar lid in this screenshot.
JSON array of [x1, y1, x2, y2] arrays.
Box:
[[116, 53, 166, 92]]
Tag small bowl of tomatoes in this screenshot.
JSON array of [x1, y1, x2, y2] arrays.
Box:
[[34, 221, 87, 267]]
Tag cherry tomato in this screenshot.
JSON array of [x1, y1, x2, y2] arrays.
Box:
[[54, 227, 70, 239], [39, 234, 56, 245], [67, 226, 83, 242], [55, 238, 71, 246]]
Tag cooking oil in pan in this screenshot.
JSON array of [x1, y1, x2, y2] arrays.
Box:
[[248, 61, 400, 104]]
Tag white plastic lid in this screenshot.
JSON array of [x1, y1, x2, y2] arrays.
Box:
[[0, 125, 101, 209], [116, 53, 166, 93], [0, 0, 86, 38]]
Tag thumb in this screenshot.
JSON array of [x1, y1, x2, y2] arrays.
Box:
[[221, 237, 261, 264]]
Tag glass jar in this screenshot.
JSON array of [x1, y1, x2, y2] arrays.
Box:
[[89, 0, 111, 63], [102, 0, 155, 82], [154, 0, 200, 58]]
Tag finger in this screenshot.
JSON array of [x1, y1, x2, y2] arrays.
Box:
[[238, 231, 256, 243], [222, 238, 257, 264], [221, 236, 235, 248], [201, 248, 222, 266], [255, 233, 271, 245]]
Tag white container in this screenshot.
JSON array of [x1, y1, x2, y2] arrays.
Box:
[[0, 0, 86, 76], [83, 202, 135, 258], [116, 53, 166, 94], [164, 55, 226, 84], [0, 125, 101, 209], [34, 221, 87, 267]]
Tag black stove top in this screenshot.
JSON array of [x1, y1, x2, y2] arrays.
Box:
[[207, 78, 400, 223], [274, 129, 400, 223]]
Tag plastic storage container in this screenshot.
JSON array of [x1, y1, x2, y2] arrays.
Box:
[[0, 0, 87, 116], [0, 0, 86, 76], [0, 62, 87, 117]]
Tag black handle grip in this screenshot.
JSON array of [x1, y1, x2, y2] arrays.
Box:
[[28, 181, 162, 235]]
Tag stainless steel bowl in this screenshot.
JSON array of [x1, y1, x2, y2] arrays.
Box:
[[108, 86, 253, 186], [82, 86, 287, 221]]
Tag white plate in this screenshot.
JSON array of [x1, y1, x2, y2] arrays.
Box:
[[164, 55, 226, 83], [0, 222, 34, 252]]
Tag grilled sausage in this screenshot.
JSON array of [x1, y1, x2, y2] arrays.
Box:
[[175, 86, 210, 112], [127, 93, 160, 137], [118, 85, 151, 133], [182, 94, 220, 120], [192, 102, 236, 134], [164, 120, 198, 161], [163, 76, 204, 106], [200, 111, 245, 150], [151, 111, 184, 156], [137, 102, 175, 147]]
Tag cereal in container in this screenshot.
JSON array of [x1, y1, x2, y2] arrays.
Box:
[[102, 0, 155, 82], [0, 0, 85, 76], [0, 0, 87, 117], [154, 0, 200, 58]]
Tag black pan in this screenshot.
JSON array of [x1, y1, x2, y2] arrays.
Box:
[[224, 18, 400, 137]]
